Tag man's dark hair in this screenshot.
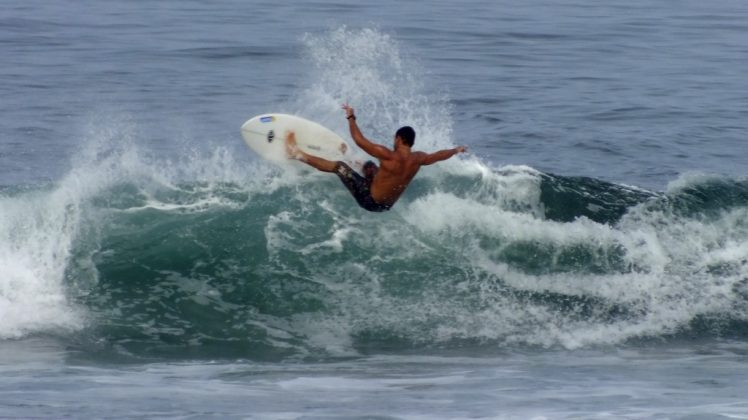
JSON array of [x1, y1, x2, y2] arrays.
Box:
[[396, 126, 416, 147]]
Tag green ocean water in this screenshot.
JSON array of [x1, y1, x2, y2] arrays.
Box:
[[5, 156, 746, 362]]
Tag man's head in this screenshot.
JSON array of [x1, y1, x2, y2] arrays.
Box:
[[395, 126, 415, 148]]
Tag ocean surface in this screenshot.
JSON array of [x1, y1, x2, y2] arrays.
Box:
[[2, 1, 748, 418]]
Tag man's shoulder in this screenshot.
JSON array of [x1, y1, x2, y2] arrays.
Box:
[[409, 151, 428, 164]]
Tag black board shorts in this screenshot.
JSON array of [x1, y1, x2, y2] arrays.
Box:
[[334, 162, 392, 212]]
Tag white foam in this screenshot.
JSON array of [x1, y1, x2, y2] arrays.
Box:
[[0, 180, 84, 338], [395, 169, 748, 348], [0, 115, 272, 339]]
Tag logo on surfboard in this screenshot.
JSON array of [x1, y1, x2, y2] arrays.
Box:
[[267, 130, 275, 143], [260, 116, 275, 123]]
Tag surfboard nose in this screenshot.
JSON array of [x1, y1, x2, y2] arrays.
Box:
[[240, 117, 256, 133], [242, 114, 279, 133]]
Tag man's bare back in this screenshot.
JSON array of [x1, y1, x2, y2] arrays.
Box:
[[285, 104, 467, 212], [369, 147, 436, 206]]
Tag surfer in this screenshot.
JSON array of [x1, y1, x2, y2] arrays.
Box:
[[285, 104, 467, 212]]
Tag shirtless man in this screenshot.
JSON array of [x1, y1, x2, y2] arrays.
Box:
[[285, 104, 467, 212]]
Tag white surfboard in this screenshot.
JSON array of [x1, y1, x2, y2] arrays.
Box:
[[240, 113, 350, 165]]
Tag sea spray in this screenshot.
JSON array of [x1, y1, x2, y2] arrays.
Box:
[[296, 27, 453, 154], [1, 28, 746, 360]]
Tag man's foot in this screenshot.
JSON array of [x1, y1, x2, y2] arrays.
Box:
[[285, 131, 302, 160]]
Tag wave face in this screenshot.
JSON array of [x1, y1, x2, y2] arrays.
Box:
[[2, 28, 747, 360]]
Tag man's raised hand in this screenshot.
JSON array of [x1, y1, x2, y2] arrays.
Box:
[[341, 103, 355, 119]]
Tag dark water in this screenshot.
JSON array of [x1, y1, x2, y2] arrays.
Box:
[[2, 1, 748, 418]]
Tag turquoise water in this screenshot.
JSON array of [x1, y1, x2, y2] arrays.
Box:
[[2, 1, 748, 418]]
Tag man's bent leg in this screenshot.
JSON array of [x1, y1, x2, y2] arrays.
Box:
[[297, 153, 338, 172], [362, 160, 378, 181], [333, 162, 386, 211], [285, 131, 337, 172]]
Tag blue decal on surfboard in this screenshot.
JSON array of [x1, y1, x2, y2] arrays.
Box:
[[260, 116, 274, 123]]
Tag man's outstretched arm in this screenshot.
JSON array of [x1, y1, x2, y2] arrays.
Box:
[[418, 146, 468, 166], [342, 104, 393, 160]]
